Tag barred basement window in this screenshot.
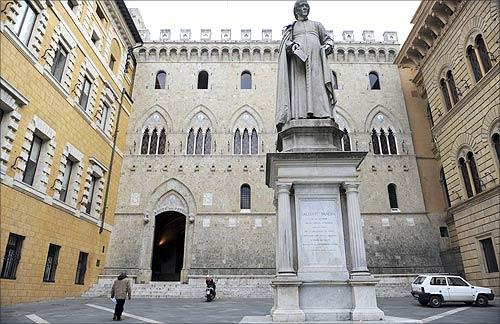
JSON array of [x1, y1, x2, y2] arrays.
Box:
[[1, 233, 25, 279], [480, 238, 499, 273], [22, 134, 43, 186], [43, 244, 61, 282], [51, 43, 69, 82], [439, 226, 449, 238], [75, 251, 88, 284], [13, 0, 37, 45], [240, 184, 251, 209]]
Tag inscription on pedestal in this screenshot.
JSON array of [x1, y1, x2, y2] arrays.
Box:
[[298, 199, 342, 267]]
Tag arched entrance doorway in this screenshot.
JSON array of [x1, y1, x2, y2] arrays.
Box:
[[151, 211, 186, 281]]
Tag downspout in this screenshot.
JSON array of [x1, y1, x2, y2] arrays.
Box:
[[100, 42, 143, 234]]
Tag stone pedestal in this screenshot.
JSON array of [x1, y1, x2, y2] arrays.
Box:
[[249, 122, 384, 322]]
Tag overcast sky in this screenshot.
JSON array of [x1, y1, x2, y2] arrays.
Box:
[[125, 1, 421, 44]]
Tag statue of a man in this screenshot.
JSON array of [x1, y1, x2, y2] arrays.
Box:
[[276, 0, 337, 131]]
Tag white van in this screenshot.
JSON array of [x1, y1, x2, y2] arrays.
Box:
[[410, 275, 494, 307]]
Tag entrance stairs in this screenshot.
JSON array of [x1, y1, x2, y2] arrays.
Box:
[[83, 274, 416, 298], [82, 275, 274, 299]]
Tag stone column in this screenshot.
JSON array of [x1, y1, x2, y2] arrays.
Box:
[[344, 182, 370, 275], [276, 183, 295, 275]]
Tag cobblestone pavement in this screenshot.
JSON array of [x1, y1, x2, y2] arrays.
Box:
[[0, 297, 498, 323]]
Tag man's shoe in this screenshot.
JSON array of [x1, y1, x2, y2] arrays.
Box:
[[113, 315, 117, 320]]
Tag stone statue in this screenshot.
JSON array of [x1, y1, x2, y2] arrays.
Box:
[[276, 0, 337, 131]]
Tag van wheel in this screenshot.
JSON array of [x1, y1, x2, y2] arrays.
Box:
[[429, 295, 442, 308], [475, 295, 488, 307]]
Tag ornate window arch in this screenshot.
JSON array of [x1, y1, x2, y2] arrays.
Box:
[[233, 112, 259, 155], [370, 113, 398, 155], [185, 112, 212, 155], [457, 147, 482, 198], [140, 113, 167, 155], [464, 31, 492, 83], [335, 112, 352, 151], [155, 70, 166, 89]]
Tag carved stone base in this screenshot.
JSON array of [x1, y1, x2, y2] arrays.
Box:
[[278, 119, 343, 153]]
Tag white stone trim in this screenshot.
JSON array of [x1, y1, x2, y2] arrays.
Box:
[[13, 116, 56, 194], [0, 77, 28, 175], [53, 143, 84, 208]]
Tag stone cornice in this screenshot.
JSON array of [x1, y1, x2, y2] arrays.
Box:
[[448, 184, 500, 214]]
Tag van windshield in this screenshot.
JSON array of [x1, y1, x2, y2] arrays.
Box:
[[413, 276, 426, 284]]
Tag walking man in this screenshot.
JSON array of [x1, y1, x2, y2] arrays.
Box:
[[111, 272, 132, 321]]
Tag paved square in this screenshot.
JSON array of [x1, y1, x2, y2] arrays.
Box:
[[0, 297, 497, 323]]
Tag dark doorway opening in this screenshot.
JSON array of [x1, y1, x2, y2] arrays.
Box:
[[151, 211, 186, 281]]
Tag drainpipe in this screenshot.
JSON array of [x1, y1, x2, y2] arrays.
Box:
[[100, 43, 143, 234]]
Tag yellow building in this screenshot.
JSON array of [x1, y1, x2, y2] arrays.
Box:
[[0, 0, 141, 304], [396, 0, 499, 292]]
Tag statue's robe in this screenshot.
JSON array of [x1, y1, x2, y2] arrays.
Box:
[[276, 19, 337, 128]]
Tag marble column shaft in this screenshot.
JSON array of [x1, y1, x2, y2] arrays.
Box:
[[276, 183, 295, 274], [345, 182, 369, 274]]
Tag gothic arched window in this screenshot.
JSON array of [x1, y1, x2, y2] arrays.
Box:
[[241, 71, 252, 89], [467, 45, 483, 82], [242, 128, 250, 154], [440, 78, 452, 111], [467, 152, 482, 194], [204, 128, 211, 155], [342, 128, 351, 151], [240, 184, 251, 209], [447, 70, 459, 105], [459, 157, 473, 198], [251, 129, 258, 154], [332, 71, 338, 90], [369, 72, 380, 90], [149, 128, 158, 154], [476, 34, 492, 73], [234, 129, 241, 154], [155, 71, 166, 89], [187, 128, 195, 154], [195, 128, 203, 154], [372, 129, 380, 154], [388, 128, 397, 154], [197, 70, 208, 89], [379, 129, 389, 154], [158, 128, 166, 154], [141, 128, 150, 154], [387, 183, 398, 209]]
